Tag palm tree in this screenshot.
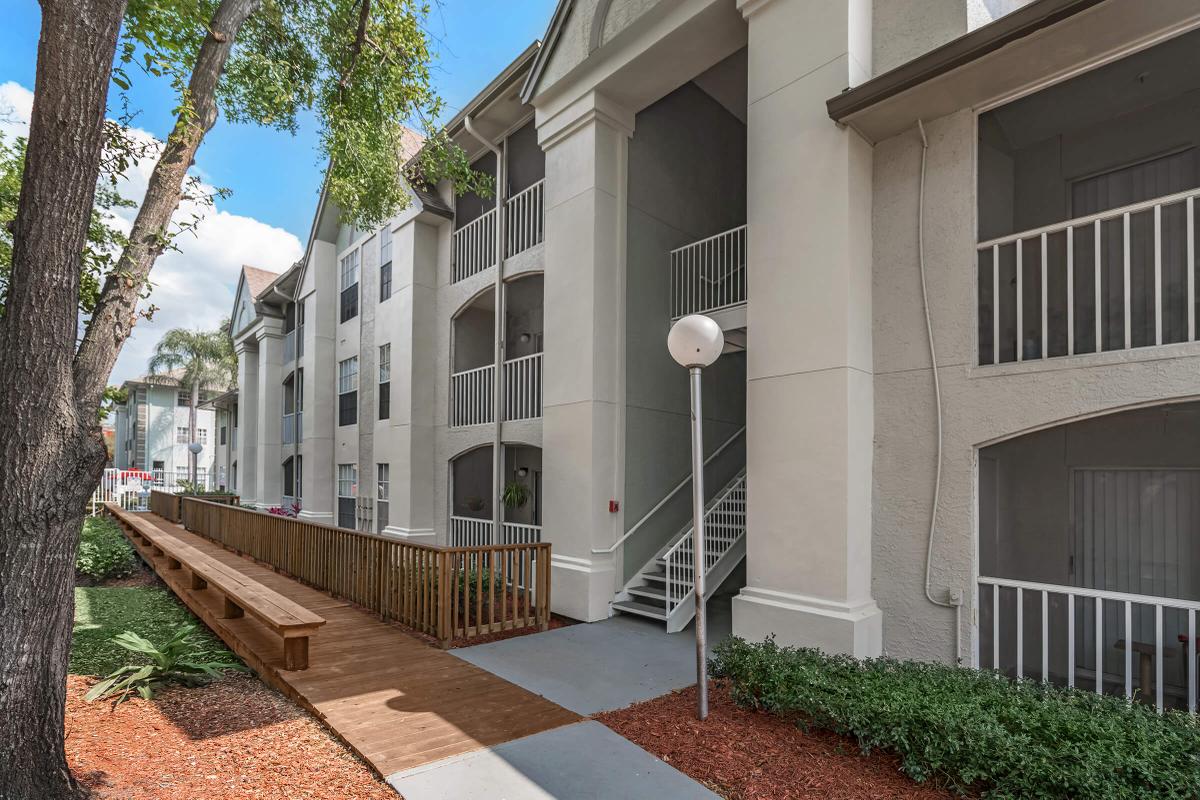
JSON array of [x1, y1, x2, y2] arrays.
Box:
[[147, 322, 236, 484]]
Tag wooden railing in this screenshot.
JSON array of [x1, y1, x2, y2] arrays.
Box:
[[150, 489, 239, 523], [179, 497, 551, 646]]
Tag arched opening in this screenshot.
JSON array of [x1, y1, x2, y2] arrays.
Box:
[[977, 400, 1200, 710], [503, 273, 543, 421], [450, 290, 495, 428], [501, 444, 542, 543], [450, 445, 493, 546]]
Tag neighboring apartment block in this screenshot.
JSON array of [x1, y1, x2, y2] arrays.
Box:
[[113, 373, 224, 484], [226, 0, 1200, 711]]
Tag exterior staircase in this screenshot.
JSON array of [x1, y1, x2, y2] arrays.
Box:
[[612, 469, 747, 632]]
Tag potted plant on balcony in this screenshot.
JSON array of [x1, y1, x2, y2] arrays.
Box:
[[502, 481, 529, 510]]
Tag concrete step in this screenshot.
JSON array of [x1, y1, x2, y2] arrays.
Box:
[[611, 599, 668, 621]]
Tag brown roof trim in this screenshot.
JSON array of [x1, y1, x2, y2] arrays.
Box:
[[826, 0, 1108, 122]]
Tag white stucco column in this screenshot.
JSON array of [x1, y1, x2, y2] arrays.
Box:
[[298, 242, 338, 523], [254, 318, 284, 509], [234, 340, 259, 506], [538, 92, 634, 621], [732, 0, 883, 656], [384, 217, 438, 539]]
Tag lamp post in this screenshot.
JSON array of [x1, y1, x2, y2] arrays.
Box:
[[188, 441, 203, 487], [667, 314, 724, 721]]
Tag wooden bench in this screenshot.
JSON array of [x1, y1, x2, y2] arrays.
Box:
[[105, 503, 326, 670]]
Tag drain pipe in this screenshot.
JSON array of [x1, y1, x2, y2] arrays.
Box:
[[916, 119, 963, 663], [464, 115, 506, 542]]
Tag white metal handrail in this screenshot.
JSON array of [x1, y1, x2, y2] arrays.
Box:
[[89, 467, 217, 514], [664, 474, 747, 617], [450, 515, 494, 546], [977, 187, 1200, 365], [593, 425, 745, 555], [670, 224, 747, 320], [452, 208, 497, 283], [503, 352, 542, 421], [449, 364, 494, 427], [506, 179, 544, 257], [501, 522, 542, 544], [978, 575, 1200, 713]]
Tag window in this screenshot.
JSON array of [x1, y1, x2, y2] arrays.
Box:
[[377, 463, 389, 533], [219, 425, 227, 445], [175, 466, 188, 480], [339, 249, 359, 322], [337, 357, 358, 426], [379, 226, 393, 301], [196, 429, 207, 445], [152, 460, 164, 472], [177, 391, 190, 406], [337, 464, 357, 529], [282, 457, 295, 498], [176, 426, 189, 444], [378, 344, 391, 421]]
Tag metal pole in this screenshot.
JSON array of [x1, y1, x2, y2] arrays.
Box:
[[689, 365, 708, 720]]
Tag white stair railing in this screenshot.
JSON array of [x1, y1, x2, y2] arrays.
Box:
[[663, 473, 747, 620], [670, 224, 748, 320], [450, 516, 494, 546], [978, 575, 1200, 713], [977, 187, 1200, 365], [503, 352, 542, 421], [452, 208, 497, 283], [506, 179, 544, 257], [449, 364, 495, 427]]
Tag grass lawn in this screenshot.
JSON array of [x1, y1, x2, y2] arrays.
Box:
[[72, 586, 240, 676]]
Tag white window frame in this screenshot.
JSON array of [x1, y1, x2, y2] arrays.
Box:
[[337, 463, 357, 498], [337, 357, 359, 394], [175, 426, 189, 444], [378, 344, 391, 384], [339, 248, 359, 292], [380, 226, 392, 266]]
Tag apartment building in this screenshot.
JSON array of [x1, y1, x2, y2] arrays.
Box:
[[228, 0, 1200, 711], [112, 372, 222, 483]]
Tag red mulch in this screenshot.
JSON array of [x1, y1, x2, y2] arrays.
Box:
[[597, 683, 960, 800], [66, 674, 397, 800]]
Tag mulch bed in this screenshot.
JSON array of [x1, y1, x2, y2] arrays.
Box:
[[597, 682, 959, 800], [66, 674, 397, 800]]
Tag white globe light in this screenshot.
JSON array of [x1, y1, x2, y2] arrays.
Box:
[[668, 314, 724, 368], [188, 442, 204, 455]]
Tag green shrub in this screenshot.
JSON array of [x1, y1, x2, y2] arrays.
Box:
[[85, 624, 240, 704], [711, 636, 1200, 799], [76, 516, 136, 581]]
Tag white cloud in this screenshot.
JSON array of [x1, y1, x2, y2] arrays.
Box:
[[0, 81, 304, 386]]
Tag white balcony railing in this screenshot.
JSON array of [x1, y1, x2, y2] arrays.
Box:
[[449, 364, 494, 427], [977, 576, 1200, 713], [977, 188, 1200, 365], [452, 209, 497, 283], [501, 522, 542, 544], [89, 467, 217, 514], [503, 353, 542, 421], [506, 179, 544, 258], [670, 224, 747, 320], [450, 516, 493, 546], [283, 329, 296, 363]]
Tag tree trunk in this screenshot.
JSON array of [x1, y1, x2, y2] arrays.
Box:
[[0, 1, 126, 798], [73, 0, 262, 412], [190, 381, 199, 484]]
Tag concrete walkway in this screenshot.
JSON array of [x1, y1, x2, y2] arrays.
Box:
[[451, 596, 733, 715], [386, 721, 719, 799]]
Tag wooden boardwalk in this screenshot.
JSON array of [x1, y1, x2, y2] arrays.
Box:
[[120, 510, 581, 777]]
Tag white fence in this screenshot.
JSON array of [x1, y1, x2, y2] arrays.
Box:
[[664, 474, 747, 618], [977, 575, 1200, 713], [449, 516, 542, 547], [89, 467, 217, 514], [977, 188, 1200, 365], [502, 353, 542, 421], [452, 209, 497, 283], [450, 364, 494, 427], [506, 180, 544, 257], [670, 224, 748, 320]]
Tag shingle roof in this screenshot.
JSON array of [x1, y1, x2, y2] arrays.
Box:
[[243, 265, 281, 300]]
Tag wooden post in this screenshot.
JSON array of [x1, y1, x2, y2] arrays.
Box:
[[220, 596, 244, 619], [283, 636, 309, 671], [437, 551, 452, 648], [188, 572, 207, 591]]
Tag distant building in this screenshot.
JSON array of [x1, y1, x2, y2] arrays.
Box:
[[112, 371, 225, 484]]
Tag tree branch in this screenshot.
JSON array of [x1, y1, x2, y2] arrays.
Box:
[[72, 0, 262, 415], [339, 0, 372, 91]]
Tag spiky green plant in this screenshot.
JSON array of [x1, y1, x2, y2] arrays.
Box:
[[84, 624, 239, 704]]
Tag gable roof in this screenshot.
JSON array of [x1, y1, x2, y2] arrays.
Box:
[[520, 0, 573, 103], [242, 265, 282, 300]]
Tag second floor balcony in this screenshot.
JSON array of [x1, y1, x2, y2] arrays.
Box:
[[452, 179, 545, 283]]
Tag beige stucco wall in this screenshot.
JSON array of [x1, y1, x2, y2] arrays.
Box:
[[871, 108, 1200, 664]]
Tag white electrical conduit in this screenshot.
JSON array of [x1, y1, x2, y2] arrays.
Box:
[[916, 119, 963, 663]]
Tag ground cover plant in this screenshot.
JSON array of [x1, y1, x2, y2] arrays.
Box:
[[85, 625, 237, 703], [75, 516, 136, 582], [711, 636, 1200, 799], [72, 586, 237, 677]]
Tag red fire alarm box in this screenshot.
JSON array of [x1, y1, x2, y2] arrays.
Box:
[[608, 500, 620, 513]]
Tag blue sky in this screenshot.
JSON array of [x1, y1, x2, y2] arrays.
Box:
[[0, 1, 555, 384]]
